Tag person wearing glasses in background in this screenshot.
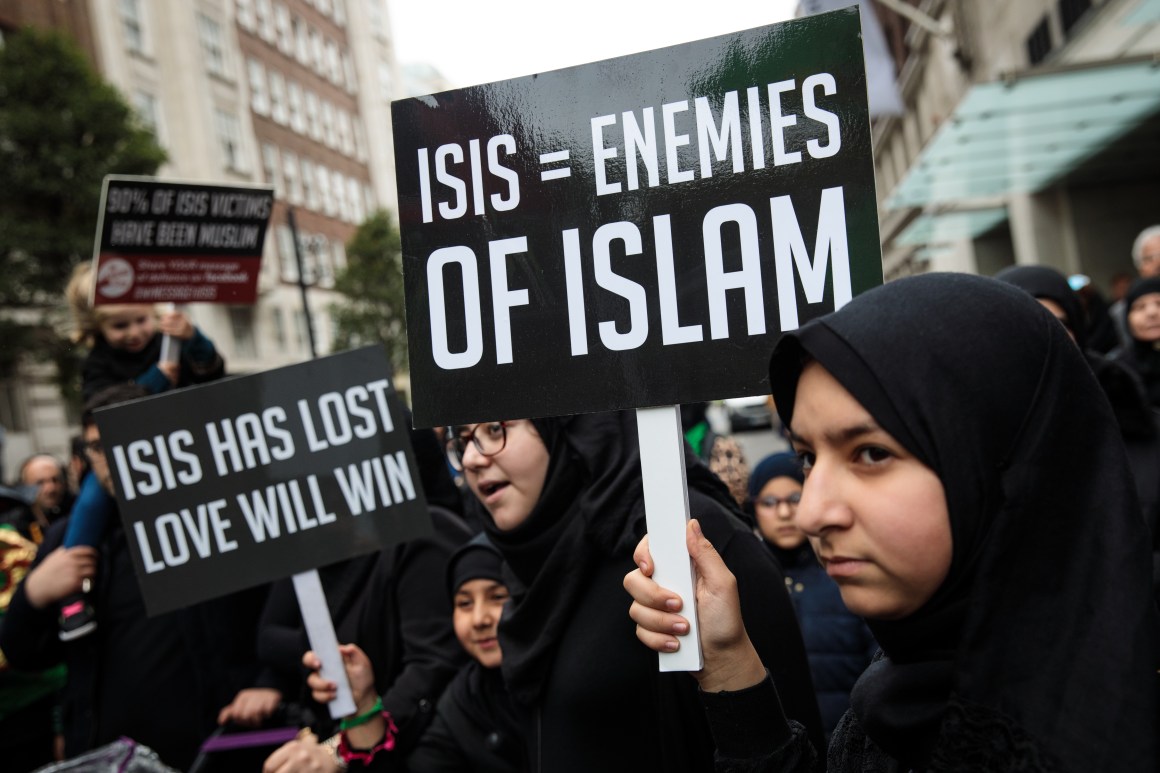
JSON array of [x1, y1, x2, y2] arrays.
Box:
[[748, 452, 878, 741], [440, 414, 823, 773]]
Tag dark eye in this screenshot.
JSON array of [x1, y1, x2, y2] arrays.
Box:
[[455, 598, 473, 610], [857, 446, 892, 465], [483, 422, 505, 440], [795, 451, 815, 474], [490, 590, 510, 603]]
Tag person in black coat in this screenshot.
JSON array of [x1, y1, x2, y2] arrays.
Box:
[[449, 412, 823, 772], [998, 265, 1160, 601], [627, 274, 1158, 772], [405, 534, 525, 772], [0, 386, 260, 770]]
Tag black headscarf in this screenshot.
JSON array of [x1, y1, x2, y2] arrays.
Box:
[[994, 264, 1087, 350], [747, 452, 812, 570], [472, 411, 739, 705], [769, 273, 1157, 771]]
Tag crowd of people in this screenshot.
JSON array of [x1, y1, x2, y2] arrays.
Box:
[[0, 227, 1158, 772]]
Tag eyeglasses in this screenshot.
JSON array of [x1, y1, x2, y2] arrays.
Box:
[[757, 492, 801, 508], [446, 422, 509, 471], [84, 439, 103, 455]]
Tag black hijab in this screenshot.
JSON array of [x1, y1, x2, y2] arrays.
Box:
[[769, 273, 1158, 771], [473, 411, 738, 705], [993, 264, 1087, 349]]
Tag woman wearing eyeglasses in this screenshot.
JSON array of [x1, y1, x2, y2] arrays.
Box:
[[749, 452, 877, 740], [444, 413, 824, 773]]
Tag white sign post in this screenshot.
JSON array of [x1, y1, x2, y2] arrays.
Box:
[[293, 570, 357, 718], [636, 406, 703, 670]]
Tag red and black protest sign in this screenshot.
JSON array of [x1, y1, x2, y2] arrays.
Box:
[[92, 176, 274, 305], [392, 9, 883, 428], [94, 346, 431, 616]]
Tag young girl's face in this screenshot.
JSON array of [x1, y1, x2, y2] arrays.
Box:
[[790, 361, 952, 621], [97, 305, 156, 352], [461, 420, 550, 531], [1128, 292, 1160, 342], [754, 476, 806, 550], [453, 578, 510, 668]]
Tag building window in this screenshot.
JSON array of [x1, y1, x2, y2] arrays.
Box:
[[269, 71, 287, 125], [331, 238, 348, 274], [261, 143, 282, 196], [248, 59, 269, 115], [121, 0, 146, 54], [322, 101, 337, 148], [256, 0, 275, 43], [332, 0, 347, 27], [310, 29, 326, 75], [1060, 0, 1092, 38], [215, 109, 246, 171], [347, 177, 363, 223], [236, 0, 256, 31], [229, 307, 258, 359], [337, 110, 354, 157], [334, 173, 349, 222], [353, 122, 367, 162], [294, 309, 309, 352], [363, 184, 376, 216], [316, 166, 334, 217], [316, 0, 333, 17], [342, 53, 358, 93], [316, 237, 335, 287], [325, 40, 342, 85], [305, 92, 322, 141], [132, 90, 163, 140], [294, 16, 311, 65], [283, 150, 302, 205], [198, 14, 226, 76], [275, 3, 293, 54], [1026, 16, 1052, 65], [302, 160, 319, 211], [288, 81, 305, 134], [270, 306, 287, 351], [277, 224, 298, 281]]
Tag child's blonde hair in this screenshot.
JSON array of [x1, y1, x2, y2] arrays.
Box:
[[66, 263, 101, 346]]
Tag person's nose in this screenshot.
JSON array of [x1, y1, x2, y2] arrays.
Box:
[[461, 439, 490, 471], [473, 603, 494, 630], [794, 461, 852, 538], [776, 500, 796, 521]]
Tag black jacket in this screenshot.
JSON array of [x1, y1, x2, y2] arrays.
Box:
[[405, 662, 525, 772], [0, 517, 257, 770]]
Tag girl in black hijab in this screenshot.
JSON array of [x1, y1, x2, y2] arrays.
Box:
[[626, 273, 1158, 771], [454, 412, 824, 772], [1112, 276, 1160, 410]]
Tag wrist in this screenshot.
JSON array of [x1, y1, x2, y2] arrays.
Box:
[[695, 636, 766, 693]]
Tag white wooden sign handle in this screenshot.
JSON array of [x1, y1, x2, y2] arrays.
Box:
[[292, 569, 357, 718], [635, 405, 703, 671], [158, 302, 182, 364]]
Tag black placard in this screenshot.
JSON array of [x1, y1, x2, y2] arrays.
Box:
[[93, 347, 431, 616], [393, 9, 883, 428], [93, 176, 274, 305]]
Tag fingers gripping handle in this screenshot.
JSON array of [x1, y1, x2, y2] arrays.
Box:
[[292, 569, 357, 718], [635, 405, 703, 672]]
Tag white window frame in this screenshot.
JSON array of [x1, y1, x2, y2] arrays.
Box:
[[282, 150, 302, 205], [256, 0, 275, 43], [274, 3, 293, 54], [236, 0, 256, 31], [121, 0, 147, 54], [198, 13, 227, 76], [305, 91, 322, 141], [287, 80, 305, 134], [215, 109, 247, 172], [248, 59, 269, 115], [269, 70, 288, 125], [301, 159, 319, 211], [261, 142, 282, 196]]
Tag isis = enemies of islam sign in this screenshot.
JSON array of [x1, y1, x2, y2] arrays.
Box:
[[92, 176, 274, 305], [93, 346, 431, 616], [393, 8, 883, 428]]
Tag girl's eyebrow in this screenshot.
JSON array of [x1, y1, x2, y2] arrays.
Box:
[[789, 421, 881, 447]]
